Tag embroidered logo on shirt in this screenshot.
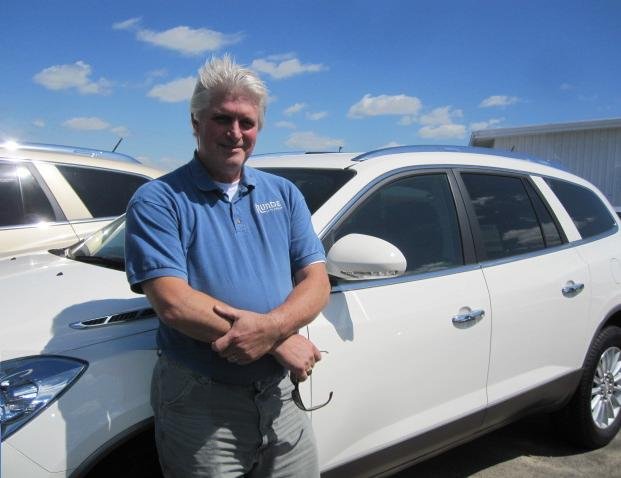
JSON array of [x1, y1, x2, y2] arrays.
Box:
[[255, 200, 283, 214]]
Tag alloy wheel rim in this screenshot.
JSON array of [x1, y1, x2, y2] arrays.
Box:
[[591, 346, 621, 429]]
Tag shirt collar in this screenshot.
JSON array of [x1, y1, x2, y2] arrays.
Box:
[[189, 151, 256, 193]]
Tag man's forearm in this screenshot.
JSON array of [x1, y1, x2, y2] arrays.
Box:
[[143, 276, 232, 343], [268, 262, 331, 342]]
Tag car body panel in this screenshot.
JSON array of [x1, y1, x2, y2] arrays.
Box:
[[309, 267, 492, 470], [0, 253, 156, 360], [483, 246, 590, 408]]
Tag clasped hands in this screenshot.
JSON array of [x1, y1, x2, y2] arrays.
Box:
[[210, 304, 321, 381]]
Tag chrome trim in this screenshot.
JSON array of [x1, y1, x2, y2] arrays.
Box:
[[330, 264, 481, 293], [0, 220, 74, 231], [452, 309, 485, 325], [68, 216, 117, 225], [562, 281, 585, 297], [70, 308, 157, 329], [1, 142, 140, 163], [477, 241, 576, 268]]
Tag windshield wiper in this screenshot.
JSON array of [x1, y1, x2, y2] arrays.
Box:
[[72, 255, 125, 271], [49, 247, 69, 258]]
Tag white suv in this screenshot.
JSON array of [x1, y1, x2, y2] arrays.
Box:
[[0, 142, 162, 258], [2, 146, 621, 477]]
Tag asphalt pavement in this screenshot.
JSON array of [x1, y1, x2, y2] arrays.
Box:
[[392, 414, 621, 477]]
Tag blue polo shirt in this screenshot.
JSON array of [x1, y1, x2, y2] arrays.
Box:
[[125, 154, 325, 385]]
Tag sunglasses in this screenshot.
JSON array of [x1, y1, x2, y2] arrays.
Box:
[[290, 357, 333, 412]]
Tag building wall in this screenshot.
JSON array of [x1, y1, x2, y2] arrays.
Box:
[[491, 127, 621, 207]]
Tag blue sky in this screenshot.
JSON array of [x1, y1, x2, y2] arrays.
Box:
[[2, 1, 620, 171]]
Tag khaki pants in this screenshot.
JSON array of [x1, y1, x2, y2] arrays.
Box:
[[151, 355, 319, 478]]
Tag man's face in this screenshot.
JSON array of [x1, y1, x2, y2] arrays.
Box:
[[193, 93, 260, 182]]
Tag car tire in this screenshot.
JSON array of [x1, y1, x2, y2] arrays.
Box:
[[556, 326, 621, 449]]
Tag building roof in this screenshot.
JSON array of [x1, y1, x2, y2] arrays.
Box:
[[470, 117, 621, 143]]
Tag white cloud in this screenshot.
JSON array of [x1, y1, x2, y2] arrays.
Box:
[[285, 131, 343, 151], [33, 61, 112, 95], [398, 116, 416, 126], [380, 141, 403, 148], [479, 95, 519, 108], [284, 102, 307, 116], [32, 119, 45, 128], [418, 124, 466, 139], [110, 126, 130, 137], [470, 118, 505, 131], [112, 17, 141, 30], [63, 117, 110, 131], [139, 155, 183, 172], [420, 106, 463, 126], [275, 121, 296, 129], [136, 26, 242, 55], [348, 94, 422, 119], [147, 76, 195, 103], [251, 57, 326, 79], [560, 83, 575, 91], [306, 111, 327, 121]]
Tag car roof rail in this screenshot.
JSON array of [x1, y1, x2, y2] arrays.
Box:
[[251, 150, 348, 159], [0, 141, 140, 164], [350, 144, 568, 170]]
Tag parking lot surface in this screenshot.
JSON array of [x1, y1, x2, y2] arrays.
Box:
[[393, 414, 621, 477]]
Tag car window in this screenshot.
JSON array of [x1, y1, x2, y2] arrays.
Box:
[[327, 173, 464, 276], [544, 177, 616, 239], [56, 165, 149, 218], [523, 180, 563, 247], [0, 162, 56, 227], [461, 173, 547, 260], [258, 168, 355, 214]]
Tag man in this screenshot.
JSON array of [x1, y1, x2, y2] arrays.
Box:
[[125, 55, 330, 477]]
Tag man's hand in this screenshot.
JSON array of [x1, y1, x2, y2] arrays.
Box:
[[211, 304, 282, 364], [271, 334, 321, 382]]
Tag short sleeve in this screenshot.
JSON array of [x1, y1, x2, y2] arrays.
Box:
[[288, 184, 326, 272], [125, 199, 188, 293]]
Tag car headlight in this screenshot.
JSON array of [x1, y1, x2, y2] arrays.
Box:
[[0, 355, 87, 441]]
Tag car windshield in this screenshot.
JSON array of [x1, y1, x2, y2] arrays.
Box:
[[59, 167, 354, 269]]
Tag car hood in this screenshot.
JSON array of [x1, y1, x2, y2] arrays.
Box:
[[0, 252, 158, 361]]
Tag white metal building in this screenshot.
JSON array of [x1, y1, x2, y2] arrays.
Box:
[[469, 118, 621, 207]]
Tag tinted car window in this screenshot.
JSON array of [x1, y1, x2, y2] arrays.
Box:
[[259, 168, 355, 214], [329, 173, 463, 276], [57, 166, 149, 218], [545, 177, 616, 239], [0, 162, 56, 227], [462, 173, 545, 260], [523, 180, 563, 247]]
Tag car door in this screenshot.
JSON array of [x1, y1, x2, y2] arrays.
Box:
[[307, 171, 492, 475], [456, 171, 590, 423]]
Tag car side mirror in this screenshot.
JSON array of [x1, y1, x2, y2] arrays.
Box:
[[327, 233, 407, 281]]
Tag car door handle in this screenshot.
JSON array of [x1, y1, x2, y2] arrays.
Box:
[[562, 281, 585, 297], [452, 309, 485, 324]]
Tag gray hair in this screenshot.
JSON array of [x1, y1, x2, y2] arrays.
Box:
[[190, 55, 268, 129]]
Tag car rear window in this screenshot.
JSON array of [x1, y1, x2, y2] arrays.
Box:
[[258, 168, 355, 213], [544, 177, 616, 239], [57, 165, 149, 218]]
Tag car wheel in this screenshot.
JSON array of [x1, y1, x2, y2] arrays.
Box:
[[558, 326, 621, 449]]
